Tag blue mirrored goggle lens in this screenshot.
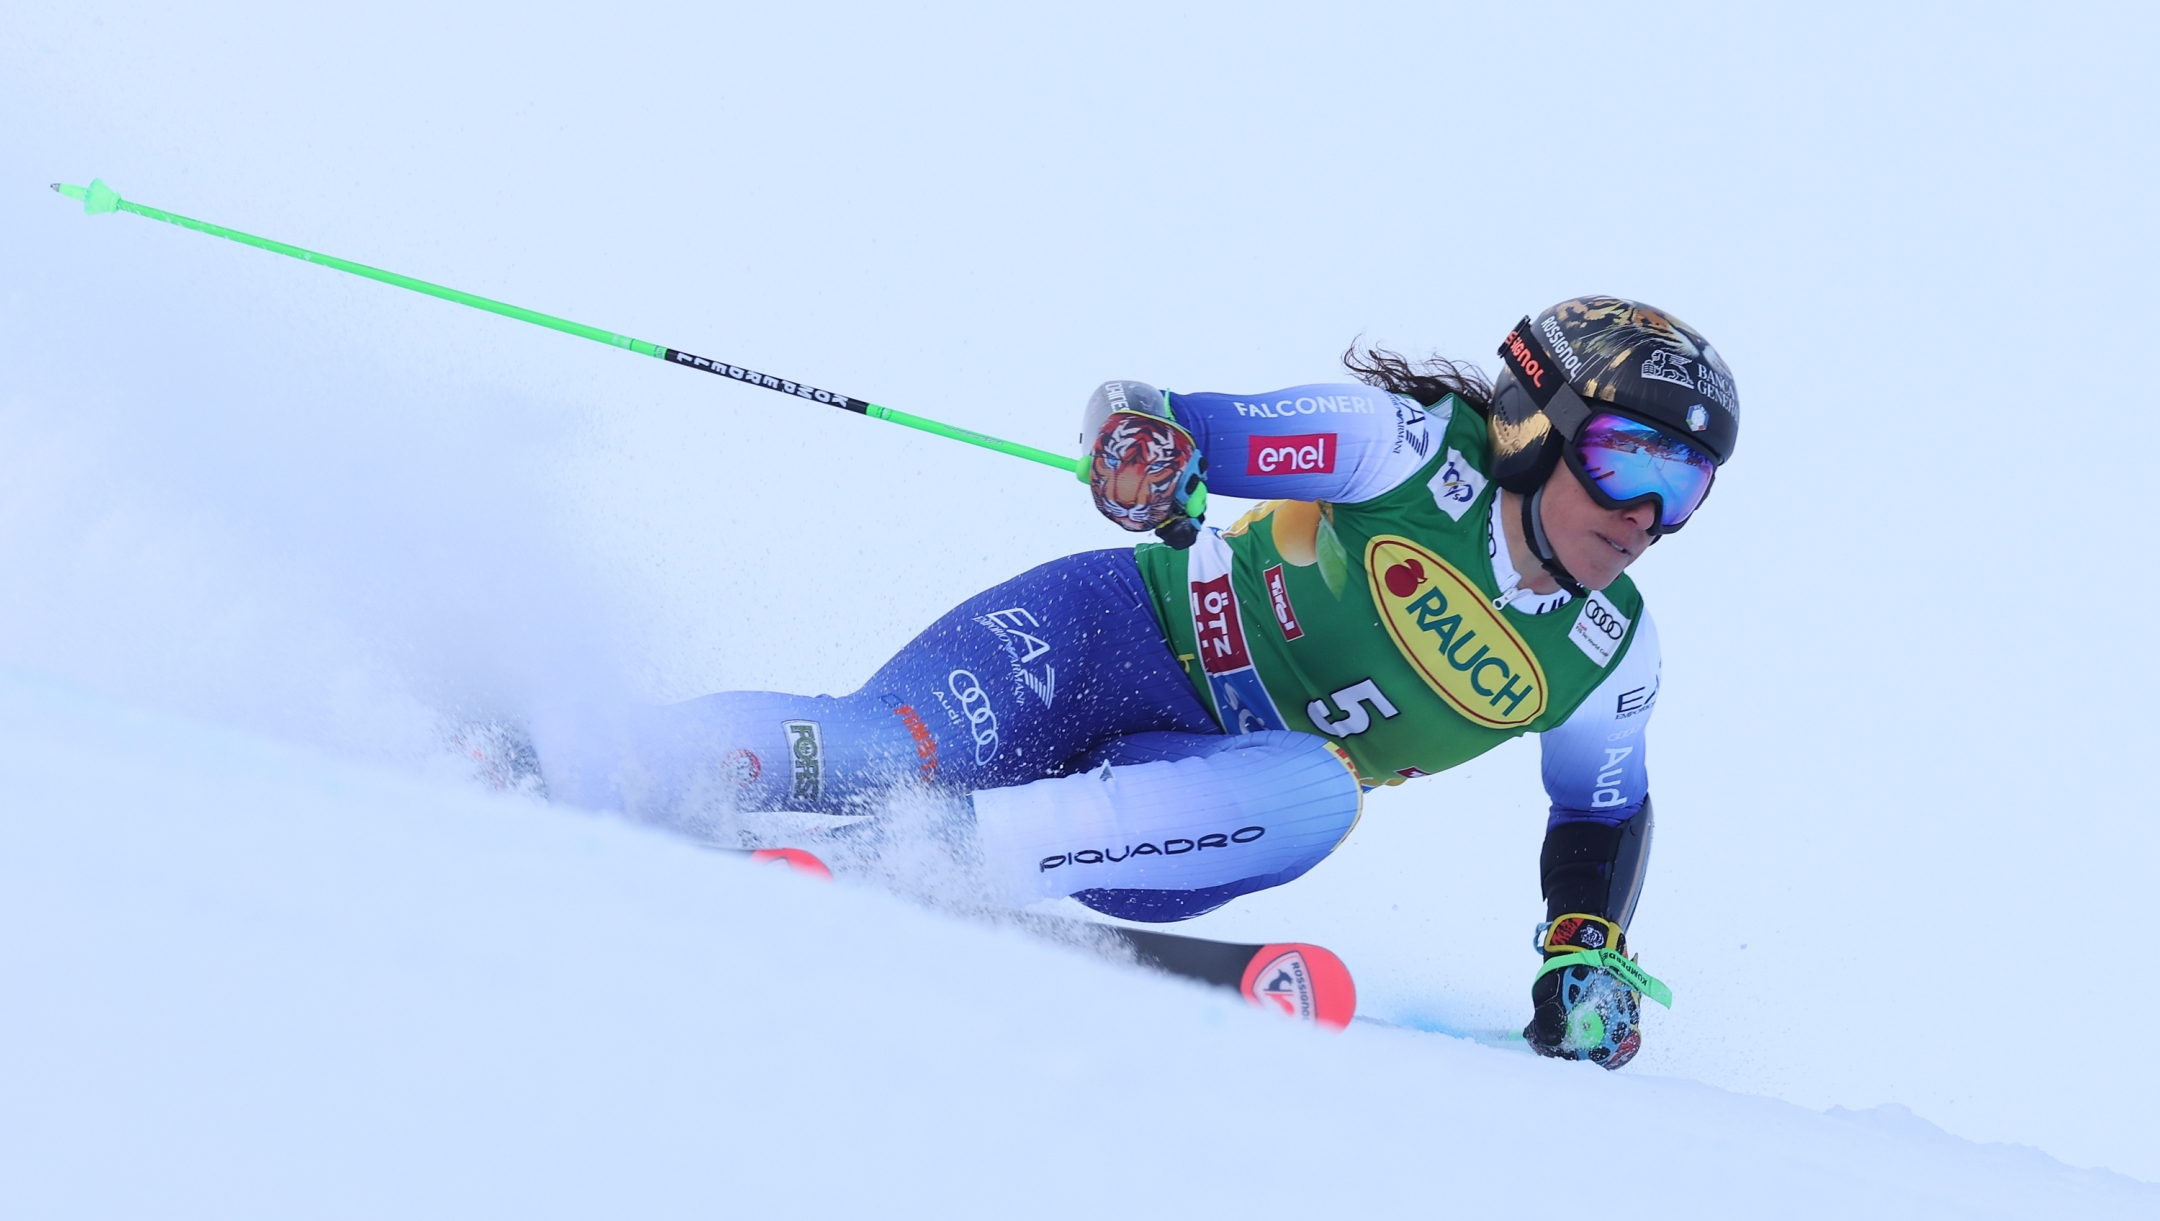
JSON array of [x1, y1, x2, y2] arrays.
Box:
[[1575, 414, 1717, 528]]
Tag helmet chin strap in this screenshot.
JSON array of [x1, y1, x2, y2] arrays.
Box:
[[1521, 484, 1589, 599]]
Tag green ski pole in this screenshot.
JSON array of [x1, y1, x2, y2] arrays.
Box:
[[48, 178, 1109, 487]]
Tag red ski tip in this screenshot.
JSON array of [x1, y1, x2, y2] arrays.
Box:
[[747, 847, 834, 881], [1240, 943, 1356, 1031]]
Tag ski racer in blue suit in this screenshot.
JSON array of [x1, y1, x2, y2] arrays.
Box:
[[534, 297, 1739, 1068]]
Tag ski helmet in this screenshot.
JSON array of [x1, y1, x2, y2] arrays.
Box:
[[1489, 297, 1740, 598], [1490, 296, 1740, 496]]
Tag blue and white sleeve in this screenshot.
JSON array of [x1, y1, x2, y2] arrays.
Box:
[[1166, 383, 1442, 503], [1538, 610, 1661, 828]]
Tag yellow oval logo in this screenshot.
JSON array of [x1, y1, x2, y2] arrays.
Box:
[[1365, 535, 1547, 728]]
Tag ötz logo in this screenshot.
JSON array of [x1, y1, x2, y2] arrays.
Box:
[[1189, 574, 1253, 674], [946, 669, 1000, 764], [1246, 433, 1335, 476]]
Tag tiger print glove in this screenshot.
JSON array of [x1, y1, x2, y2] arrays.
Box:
[[1082, 381, 1207, 548]]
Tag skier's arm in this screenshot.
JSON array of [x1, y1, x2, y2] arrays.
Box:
[[1079, 381, 1440, 535], [1163, 383, 1439, 503], [1525, 613, 1666, 1067], [1534, 610, 1660, 927]]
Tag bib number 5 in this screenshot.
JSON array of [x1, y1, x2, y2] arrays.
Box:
[[1306, 679, 1399, 738]]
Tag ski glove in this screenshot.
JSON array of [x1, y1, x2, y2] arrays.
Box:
[[1082, 380, 1207, 549], [1523, 914, 1672, 1070]]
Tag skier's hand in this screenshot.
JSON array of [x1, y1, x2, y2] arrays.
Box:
[[1522, 913, 1671, 1070], [1082, 380, 1207, 549]]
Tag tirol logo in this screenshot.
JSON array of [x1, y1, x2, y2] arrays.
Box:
[[1246, 432, 1335, 476], [1263, 563, 1303, 640], [1190, 574, 1253, 674], [1250, 950, 1317, 1022], [781, 720, 822, 805], [1365, 535, 1548, 728]]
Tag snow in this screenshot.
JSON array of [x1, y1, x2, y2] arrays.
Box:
[[5, 2, 2160, 1213], [4, 668, 2154, 1218]]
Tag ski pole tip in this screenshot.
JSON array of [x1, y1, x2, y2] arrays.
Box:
[[51, 179, 120, 214]]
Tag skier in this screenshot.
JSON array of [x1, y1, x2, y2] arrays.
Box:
[[534, 296, 1737, 1068]]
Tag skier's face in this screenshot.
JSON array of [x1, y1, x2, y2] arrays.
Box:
[[1542, 459, 1659, 591]]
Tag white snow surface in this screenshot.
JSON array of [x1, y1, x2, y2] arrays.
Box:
[[3, 668, 2153, 1218], [5, 2, 2159, 1214]]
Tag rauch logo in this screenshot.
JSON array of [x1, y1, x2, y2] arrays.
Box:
[[1246, 433, 1335, 476], [1363, 535, 1547, 728]]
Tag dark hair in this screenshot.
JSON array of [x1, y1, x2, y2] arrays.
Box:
[[1342, 342, 1493, 412]]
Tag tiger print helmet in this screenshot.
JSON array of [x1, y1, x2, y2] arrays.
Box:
[[1488, 297, 1740, 495]]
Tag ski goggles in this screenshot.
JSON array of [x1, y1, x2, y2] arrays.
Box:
[[1496, 316, 1719, 535], [1565, 412, 1717, 533]]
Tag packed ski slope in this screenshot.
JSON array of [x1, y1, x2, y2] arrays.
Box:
[[6, 3, 2160, 1214], [2, 667, 2152, 1218]]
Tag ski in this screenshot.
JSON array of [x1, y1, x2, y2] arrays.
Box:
[[725, 845, 1357, 1030], [1096, 924, 1358, 1031]]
